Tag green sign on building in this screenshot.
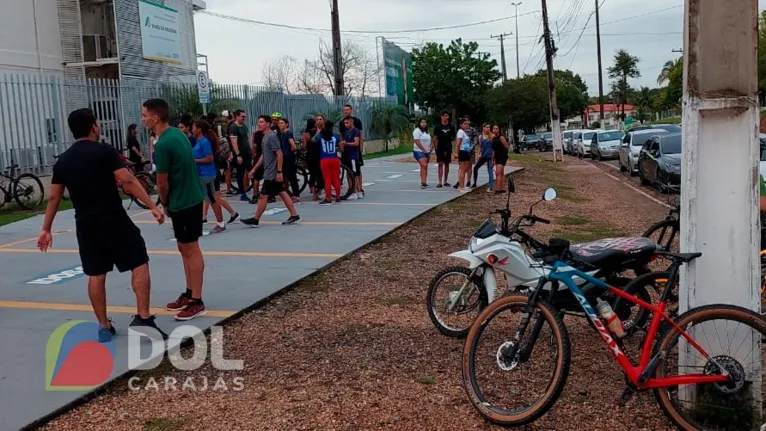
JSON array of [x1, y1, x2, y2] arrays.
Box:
[[382, 38, 414, 107]]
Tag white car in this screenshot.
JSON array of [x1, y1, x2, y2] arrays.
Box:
[[576, 130, 596, 158], [760, 134, 766, 180], [619, 128, 669, 175], [591, 129, 625, 161]]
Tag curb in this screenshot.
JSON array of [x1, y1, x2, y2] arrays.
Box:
[[20, 166, 524, 430]]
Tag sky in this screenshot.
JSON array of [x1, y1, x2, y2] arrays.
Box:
[[193, 0, 765, 97]]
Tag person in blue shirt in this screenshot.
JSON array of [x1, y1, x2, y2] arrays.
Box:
[[316, 120, 343, 204], [192, 120, 226, 233], [341, 116, 362, 200], [472, 123, 495, 191], [277, 118, 301, 202]]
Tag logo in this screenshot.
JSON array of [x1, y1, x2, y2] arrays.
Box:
[[46, 321, 116, 391]]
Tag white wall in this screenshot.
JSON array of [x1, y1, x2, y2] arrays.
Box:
[[0, 0, 63, 74]]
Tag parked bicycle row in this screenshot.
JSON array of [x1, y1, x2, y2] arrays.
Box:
[[427, 174, 766, 431]]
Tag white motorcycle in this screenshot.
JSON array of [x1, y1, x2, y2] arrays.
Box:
[[426, 176, 658, 338]]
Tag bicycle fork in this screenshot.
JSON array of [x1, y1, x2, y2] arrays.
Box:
[[501, 281, 547, 365]]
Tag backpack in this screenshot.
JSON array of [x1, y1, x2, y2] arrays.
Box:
[[216, 135, 232, 162]]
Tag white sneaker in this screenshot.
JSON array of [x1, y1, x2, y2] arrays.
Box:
[[459, 188, 470, 193], [357, 192, 364, 200], [347, 193, 358, 200]]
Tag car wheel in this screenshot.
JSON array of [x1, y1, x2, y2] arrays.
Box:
[[639, 164, 650, 186], [619, 160, 626, 172]]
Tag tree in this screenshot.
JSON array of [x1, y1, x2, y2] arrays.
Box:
[[412, 39, 501, 121], [369, 104, 411, 151], [312, 39, 380, 96], [607, 49, 641, 122], [295, 59, 326, 95], [261, 56, 298, 93], [656, 58, 680, 86], [634, 86, 653, 123]]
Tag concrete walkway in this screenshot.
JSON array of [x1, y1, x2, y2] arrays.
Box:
[[0, 155, 519, 430]]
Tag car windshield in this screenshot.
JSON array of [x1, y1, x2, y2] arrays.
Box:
[[573, 132, 581, 139], [661, 135, 682, 154], [598, 131, 624, 141], [631, 133, 657, 146], [583, 132, 595, 140], [526, 134, 538, 140], [563, 132, 572, 138], [543, 133, 552, 139]]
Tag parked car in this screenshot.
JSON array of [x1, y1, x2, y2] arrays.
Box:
[[591, 130, 625, 161], [629, 123, 681, 134], [638, 132, 682, 192], [619, 128, 669, 175], [540, 132, 554, 151], [569, 130, 583, 155], [760, 134, 766, 180], [562, 131, 573, 154], [520, 134, 540, 151], [576, 130, 596, 158]]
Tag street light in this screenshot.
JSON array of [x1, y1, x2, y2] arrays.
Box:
[[510, 2, 522, 79]]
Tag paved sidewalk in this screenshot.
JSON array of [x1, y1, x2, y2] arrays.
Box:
[[0, 155, 519, 430]]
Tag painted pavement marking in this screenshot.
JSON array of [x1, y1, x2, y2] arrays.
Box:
[[0, 248, 344, 258], [0, 300, 236, 317], [26, 265, 85, 285]]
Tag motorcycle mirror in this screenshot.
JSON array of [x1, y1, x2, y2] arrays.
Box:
[[543, 188, 557, 202], [507, 175, 516, 193]]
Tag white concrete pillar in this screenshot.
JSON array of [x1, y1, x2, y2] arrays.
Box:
[[679, 0, 761, 413]]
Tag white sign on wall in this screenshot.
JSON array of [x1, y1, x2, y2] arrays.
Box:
[[197, 71, 210, 104], [138, 0, 182, 65]]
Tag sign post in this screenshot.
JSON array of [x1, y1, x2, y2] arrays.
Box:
[[197, 70, 210, 115]]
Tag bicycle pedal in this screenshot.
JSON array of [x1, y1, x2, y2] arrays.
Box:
[[616, 386, 636, 407]]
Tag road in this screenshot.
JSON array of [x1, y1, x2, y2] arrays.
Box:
[[0, 154, 520, 430]]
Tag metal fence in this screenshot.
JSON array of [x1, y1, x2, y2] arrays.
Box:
[[0, 72, 396, 173]]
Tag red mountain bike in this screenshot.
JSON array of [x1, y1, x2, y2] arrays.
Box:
[[463, 238, 766, 430]]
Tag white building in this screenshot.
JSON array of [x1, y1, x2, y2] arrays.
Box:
[[0, 0, 205, 171]]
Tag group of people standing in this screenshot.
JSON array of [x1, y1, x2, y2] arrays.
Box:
[[412, 111, 512, 193]]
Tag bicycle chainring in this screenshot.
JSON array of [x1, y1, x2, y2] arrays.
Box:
[[704, 355, 746, 395]]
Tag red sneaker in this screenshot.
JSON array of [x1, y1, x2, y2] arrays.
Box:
[[166, 294, 191, 311], [175, 301, 206, 321]]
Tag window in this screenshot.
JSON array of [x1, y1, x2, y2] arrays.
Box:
[[648, 140, 659, 154], [660, 135, 682, 154], [573, 132, 581, 139], [598, 131, 624, 141]]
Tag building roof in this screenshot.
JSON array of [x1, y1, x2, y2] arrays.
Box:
[[587, 104, 636, 113]]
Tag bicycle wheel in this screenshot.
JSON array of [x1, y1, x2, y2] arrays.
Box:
[[643, 219, 679, 253], [296, 167, 309, 195], [612, 271, 670, 334], [653, 304, 766, 431], [131, 172, 155, 210], [13, 173, 44, 209], [426, 266, 487, 338], [340, 165, 355, 200], [462, 294, 571, 426], [0, 185, 7, 210]]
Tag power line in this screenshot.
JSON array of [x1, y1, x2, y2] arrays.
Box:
[[197, 9, 539, 35]]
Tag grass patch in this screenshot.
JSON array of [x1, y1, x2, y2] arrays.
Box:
[[365, 144, 410, 160], [651, 116, 681, 125], [553, 221, 626, 243], [0, 200, 73, 227], [556, 216, 589, 226], [414, 377, 437, 385], [556, 188, 589, 203], [144, 418, 189, 431], [300, 272, 330, 293]]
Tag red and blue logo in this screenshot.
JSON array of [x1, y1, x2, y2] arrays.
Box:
[[45, 321, 116, 391]]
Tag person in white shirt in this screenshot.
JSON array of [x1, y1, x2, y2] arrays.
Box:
[[412, 118, 432, 189], [456, 118, 473, 192]]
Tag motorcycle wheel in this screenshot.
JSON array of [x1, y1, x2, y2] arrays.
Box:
[[426, 266, 488, 339]]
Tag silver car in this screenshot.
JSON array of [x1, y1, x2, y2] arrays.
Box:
[[576, 130, 596, 158], [562, 131, 573, 154], [591, 130, 625, 160], [619, 128, 669, 175]]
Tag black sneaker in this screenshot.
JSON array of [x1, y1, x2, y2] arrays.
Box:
[[129, 315, 168, 340], [436, 184, 443, 188], [334, 198, 341, 204], [453, 183, 459, 189], [319, 199, 332, 205], [248, 196, 259, 204], [421, 183, 428, 189], [282, 215, 300, 225], [228, 212, 240, 224], [444, 182, 451, 187], [241, 217, 260, 228], [202, 218, 208, 224]]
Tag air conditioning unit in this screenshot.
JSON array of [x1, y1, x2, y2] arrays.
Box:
[[82, 34, 110, 62]]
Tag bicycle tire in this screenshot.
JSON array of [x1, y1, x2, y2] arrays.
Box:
[[13, 173, 44, 209], [296, 167, 309, 195], [652, 304, 766, 431], [462, 294, 571, 427], [131, 172, 157, 210], [426, 266, 488, 338], [642, 218, 679, 252], [340, 164, 355, 200], [612, 271, 669, 334]]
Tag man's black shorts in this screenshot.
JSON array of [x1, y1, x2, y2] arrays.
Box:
[[436, 149, 452, 164], [252, 166, 264, 182], [342, 156, 360, 175], [169, 202, 204, 244], [76, 215, 149, 276], [238, 154, 253, 172], [261, 179, 284, 197], [458, 150, 472, 162]]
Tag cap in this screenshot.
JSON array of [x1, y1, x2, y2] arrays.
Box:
[[271, 112, 283, 119], [221, 110, 230, 117]]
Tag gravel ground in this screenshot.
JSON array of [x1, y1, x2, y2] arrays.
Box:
[[42, 154, 675, 431]]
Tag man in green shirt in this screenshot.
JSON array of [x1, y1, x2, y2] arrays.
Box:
[[142, 98, 207, 321]]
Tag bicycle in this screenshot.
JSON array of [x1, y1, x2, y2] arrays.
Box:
[[462, 240, 766, 430], [0, 165, 44, 210]]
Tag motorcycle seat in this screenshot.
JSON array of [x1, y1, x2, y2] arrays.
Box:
[[569, 237, 656, 269]]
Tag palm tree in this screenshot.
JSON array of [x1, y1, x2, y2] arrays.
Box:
[[369, 104, 411, 151], [657, 58, 682, 86], [635, 86, 653, 123], [607, 49, 641, 122]]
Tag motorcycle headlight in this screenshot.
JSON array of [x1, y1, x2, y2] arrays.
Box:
[[470, 236, 480, 252]]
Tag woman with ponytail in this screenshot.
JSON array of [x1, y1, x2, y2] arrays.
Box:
[[192, 120, 236, 233]]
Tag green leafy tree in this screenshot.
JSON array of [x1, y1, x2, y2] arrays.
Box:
[[633, 86, 653, 123], [607, 49, 641, 121], [412, 39, 501, 121], [369, 104, 411, 151]]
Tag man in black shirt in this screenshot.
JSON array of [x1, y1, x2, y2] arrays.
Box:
[[37, 108, 167, 342], [249, 115, 270, 204], [229, 110, 252, 202], [126, 123, 143, 164], [433, 111, 456, 188], [339, 104, 365, 198]]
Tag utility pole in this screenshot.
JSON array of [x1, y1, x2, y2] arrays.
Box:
[[510, 2, 522, 78], [680, 0, 760, 406], [491, 32, 513, 81], [540, 0, 562, 162], [594, 0, 605, 122], [330, 0, 344, 96]]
